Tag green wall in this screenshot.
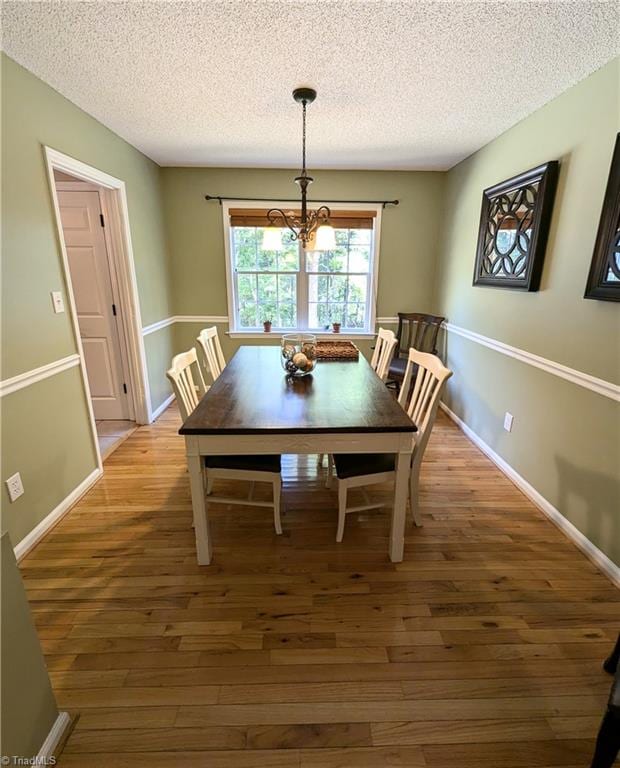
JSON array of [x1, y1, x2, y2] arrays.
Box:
[[161, 166, 445, 323], [1, 532, 59, 759], [1, 54, 173, 547], [436, 58, 620, 565]]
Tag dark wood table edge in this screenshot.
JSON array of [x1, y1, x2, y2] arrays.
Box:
[[179, 424, 417, 435]]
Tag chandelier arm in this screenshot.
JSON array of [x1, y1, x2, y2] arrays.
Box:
[[266, 208, 301, 241], [315, 205, 332, 222]]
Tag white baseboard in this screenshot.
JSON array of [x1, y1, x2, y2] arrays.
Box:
[[14, 467, 102, 562], [151, 392, 175, 422], [38, 711, 71, 760], [439, 401, 620, 588]]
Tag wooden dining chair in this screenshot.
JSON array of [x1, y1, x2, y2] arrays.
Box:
[[319, 328, 398, 469], [197, 326, 226, 383], [329, 348, 452, 542], [387, 312, 445, 387], [370, 327, 398, 382], [166, 349, 283, 535]]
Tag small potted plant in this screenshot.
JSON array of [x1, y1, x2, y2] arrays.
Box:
[[332, 321, 341, 334], [263, 319, 272, 333]]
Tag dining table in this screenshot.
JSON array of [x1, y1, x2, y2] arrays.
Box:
[[179, 345, 417, 565]]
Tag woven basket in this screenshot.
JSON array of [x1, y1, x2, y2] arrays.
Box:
[[316, 340, 360, 361]]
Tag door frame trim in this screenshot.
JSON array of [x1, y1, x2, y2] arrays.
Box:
[[44, 148, 152, 470]]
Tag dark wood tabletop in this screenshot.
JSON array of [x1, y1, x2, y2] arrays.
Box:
[[180, 346, 417, 435]]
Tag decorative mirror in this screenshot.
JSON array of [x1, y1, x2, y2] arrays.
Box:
[[584, 133, 620, 302], [473, 161, 559, 291]]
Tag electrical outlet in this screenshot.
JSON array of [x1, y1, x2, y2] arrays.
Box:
[[51, 291, 65, 313], [503, 412, 514, 432], [5, 472, 24, 502]]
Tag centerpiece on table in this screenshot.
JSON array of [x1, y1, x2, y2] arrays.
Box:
[[280, 333, 317, 377]]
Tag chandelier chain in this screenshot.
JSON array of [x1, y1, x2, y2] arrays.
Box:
[[302, 100, 307, 175]]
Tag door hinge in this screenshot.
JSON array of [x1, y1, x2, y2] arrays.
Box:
[[99, 213, 105, 227], [123, 383, 128, 394], [112, 303, 117, 316]]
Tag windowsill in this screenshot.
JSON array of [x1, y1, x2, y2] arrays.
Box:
[[227, 330, 377, 340]]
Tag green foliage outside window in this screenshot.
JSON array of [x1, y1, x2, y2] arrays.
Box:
[[232, 225, 371, 330]]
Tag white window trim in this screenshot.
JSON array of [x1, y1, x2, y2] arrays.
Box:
[[222, 200, 382, 337]]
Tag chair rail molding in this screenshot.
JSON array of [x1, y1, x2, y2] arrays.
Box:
[[445, 322, 620, 402], [0, 354, 80, 397], [142, 315, 229, 335], [440, 401, 620, 588]]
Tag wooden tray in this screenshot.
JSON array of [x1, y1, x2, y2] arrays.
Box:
[[316, 340, 360, 361]]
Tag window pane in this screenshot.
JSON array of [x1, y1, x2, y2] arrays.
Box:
[[346, 303, 365, 329], [278, 303, 296, 328], [278, 274, 295, 301], [257, 244, 278, 271], [257, 274, 277, 302], [328, 303, 345, 325], [278, 240, 300, 271], [234, 227, 257, 270], [237, 274, 257, 303], [348, 275, 367, 303], [258, 301, 277, 324], [349, 228, 371, 245], [335, 229, 349, 246], [329, 275, 347, 302], [238, 303, 258, 328], [348, 246, 370, 273], [308, 302, 330, 329], [306, 248, 347, 273]]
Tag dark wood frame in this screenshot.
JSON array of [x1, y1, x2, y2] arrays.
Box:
[[585, 134, 620, 302], [473, 161, 559, 291]]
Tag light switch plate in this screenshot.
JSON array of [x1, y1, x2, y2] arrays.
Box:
[[503, 412, 514, 432], [51, 291, 65, 313], [6, 472, 24, 502]]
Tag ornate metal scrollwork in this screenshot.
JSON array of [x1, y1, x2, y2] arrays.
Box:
[[267, 204, 331, 245], [473, 162, 559, 291]]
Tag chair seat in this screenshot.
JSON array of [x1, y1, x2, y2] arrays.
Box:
[[205, 454, 281, 473], [388, 356, 407, 379], [333, 453, 395, 479], [388, 357, 420, 382]]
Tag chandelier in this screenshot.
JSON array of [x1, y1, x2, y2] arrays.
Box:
[[262, 88, 336, 252]]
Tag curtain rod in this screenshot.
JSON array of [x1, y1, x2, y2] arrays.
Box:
[[205, 195, 399, 208]]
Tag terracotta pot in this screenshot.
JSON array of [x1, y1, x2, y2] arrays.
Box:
[[332, 322, 341, 334], [263, 321, 272, 333]]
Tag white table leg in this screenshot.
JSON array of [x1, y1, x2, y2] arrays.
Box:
[[185, 441, 212, 565], [389, 449, 411, 562]]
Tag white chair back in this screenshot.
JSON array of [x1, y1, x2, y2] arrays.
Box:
[[197, 326, 226, 382], [370, 327, 397, 381], [166, 348, 207, 421], [398, 348, 452, 455]]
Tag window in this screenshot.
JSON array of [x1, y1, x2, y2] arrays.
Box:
[[226, 206, 379, 334]]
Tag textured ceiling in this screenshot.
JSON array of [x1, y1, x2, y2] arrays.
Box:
[[2, 1, 618, 170]]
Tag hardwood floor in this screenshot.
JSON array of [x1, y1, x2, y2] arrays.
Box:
[[21, 405, 618, 767]]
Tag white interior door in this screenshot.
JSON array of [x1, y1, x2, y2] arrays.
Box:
[[58, 189, 131, 420]]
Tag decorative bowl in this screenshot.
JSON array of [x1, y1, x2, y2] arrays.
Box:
[[280, 333, 317, 377]]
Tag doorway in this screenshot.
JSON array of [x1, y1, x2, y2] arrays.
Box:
[[54, 171, 136, 457], [45, 147, 152, 470]]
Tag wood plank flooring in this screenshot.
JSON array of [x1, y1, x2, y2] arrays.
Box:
[[20, 405, 618, 767]]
